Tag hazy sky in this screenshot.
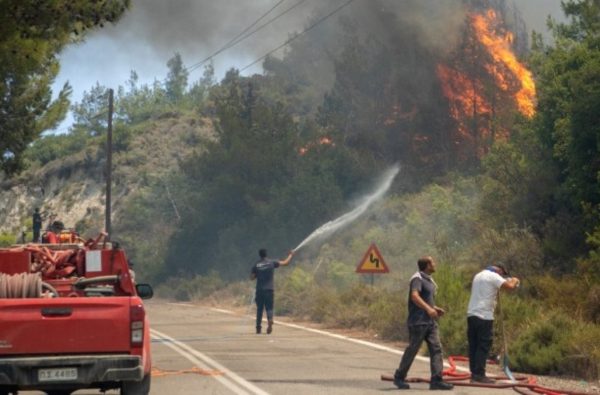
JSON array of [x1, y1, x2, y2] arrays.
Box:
[[51, 0, 565, 133]]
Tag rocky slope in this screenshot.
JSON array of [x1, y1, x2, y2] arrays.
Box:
[[0, 113, 213, 241]]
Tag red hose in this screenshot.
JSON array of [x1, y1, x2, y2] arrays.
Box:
[[381, 355, 591, 395]]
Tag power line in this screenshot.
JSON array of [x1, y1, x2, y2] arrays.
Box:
[[240, 0, 355, 72], [220, 0, 287, 51], [187, 0, 309, 74], [187, 0, 286, 72]]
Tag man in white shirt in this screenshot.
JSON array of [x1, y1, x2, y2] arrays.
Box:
[[467, 264, 520, 383]]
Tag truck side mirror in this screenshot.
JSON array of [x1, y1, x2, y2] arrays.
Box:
[[136, 284, 154, 299]]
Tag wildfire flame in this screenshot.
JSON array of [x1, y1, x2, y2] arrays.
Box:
[[471, 10, 536, 117], [299, 136, 334, 156], [437, 63, 491, 139], [435, 8, 537, 159]]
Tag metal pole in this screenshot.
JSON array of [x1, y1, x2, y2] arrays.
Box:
[[105, 88, 113, 240]]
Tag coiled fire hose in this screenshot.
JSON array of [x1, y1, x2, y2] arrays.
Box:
[[0, 273, 58, 298]]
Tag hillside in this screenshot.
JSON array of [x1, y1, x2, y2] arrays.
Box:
[[0, 112, 214, 241]]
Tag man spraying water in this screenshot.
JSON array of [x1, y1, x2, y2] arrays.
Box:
[[249, 164, 398, 334], [250, 248, 294, 334]]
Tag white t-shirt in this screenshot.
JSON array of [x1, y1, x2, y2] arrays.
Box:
[[467, 270, 506, 320]]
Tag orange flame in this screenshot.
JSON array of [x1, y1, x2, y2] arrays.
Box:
[[436, 64, 491, 138], [299, 137, 335, 156], [471, 10, 536, 117]]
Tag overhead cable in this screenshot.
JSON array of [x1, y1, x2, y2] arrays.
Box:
[[240, 0, 356, 72], [187, 0, 309, 73]]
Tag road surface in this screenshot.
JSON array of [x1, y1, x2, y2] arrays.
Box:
[[146, 301, 516, 395], [23, 301, 519, 394]]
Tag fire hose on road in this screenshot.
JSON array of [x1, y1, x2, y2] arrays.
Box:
[[381, 356, 590, 395]]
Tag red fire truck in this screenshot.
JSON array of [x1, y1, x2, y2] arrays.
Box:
[[0, 233, 153, 395]]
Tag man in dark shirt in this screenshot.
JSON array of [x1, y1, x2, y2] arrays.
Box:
[[32, 208, 43, 242], [392, 256, 453, 390], [250, 248, 293, 334]]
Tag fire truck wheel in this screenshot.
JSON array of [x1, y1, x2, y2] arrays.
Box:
[[121, 373, 150, 395]]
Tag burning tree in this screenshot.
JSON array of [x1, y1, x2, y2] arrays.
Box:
[[437, 4, 536, 165], [313, 0, 537, 180]]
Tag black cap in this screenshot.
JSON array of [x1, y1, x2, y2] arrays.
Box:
[[496, 263, 510, 277]]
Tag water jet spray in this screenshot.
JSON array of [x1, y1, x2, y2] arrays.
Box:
[[292, 164, 400, 253]]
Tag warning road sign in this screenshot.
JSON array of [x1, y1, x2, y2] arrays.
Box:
[[356, 243, 389, 273]]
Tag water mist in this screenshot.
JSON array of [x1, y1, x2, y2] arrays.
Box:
[[293, 164, 400, 252]]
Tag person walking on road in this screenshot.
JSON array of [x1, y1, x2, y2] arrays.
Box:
[[250, 249, 293, 334], [467, 264, 520, 383], [393, 256, 454, 390]]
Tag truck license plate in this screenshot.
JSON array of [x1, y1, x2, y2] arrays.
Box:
[[38, 367, 78, 382]]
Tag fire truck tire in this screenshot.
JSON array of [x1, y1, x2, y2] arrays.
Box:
[[121, 373, 150, 395]]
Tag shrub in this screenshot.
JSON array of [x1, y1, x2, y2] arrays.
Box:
[[367, 289, 406, 340], [155, 271, 224, 301], [0, 233, 16, 247], [276, 266, 315, 316], [434, 264, 470, 355], [307, 286, 339, 323], [509, 312, 592, 377]]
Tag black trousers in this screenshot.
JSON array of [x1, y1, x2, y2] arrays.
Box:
[[395, 323, 444, 381], [255, 289, 274, 328], [33, 227, 41, 242], [467, 316, 494, 377]]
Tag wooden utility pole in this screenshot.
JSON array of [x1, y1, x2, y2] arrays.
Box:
[[105, 88, 113, 240]]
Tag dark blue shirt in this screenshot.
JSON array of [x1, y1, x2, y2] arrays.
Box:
[[251, 259, 280, 290], [407, 272, 437, 326]]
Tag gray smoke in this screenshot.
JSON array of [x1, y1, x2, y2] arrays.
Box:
[[53, 0, 565, 133]]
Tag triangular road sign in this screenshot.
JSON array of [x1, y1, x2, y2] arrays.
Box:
[[356, 243, 389, 273]]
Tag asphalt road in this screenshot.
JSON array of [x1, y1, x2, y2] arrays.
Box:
[[22, 301, 518, 394], [145, 301, 515, 395]]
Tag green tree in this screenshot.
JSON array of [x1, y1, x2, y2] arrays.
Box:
[[117, 71, 167, 123], [164, 70, 363, 280], [71, 83, 110, 136], [525, 0, 600, 266], [0, 0, 130, 175], [165, 53, 188, 104]]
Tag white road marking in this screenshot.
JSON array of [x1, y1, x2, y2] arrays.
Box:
[[151, 328, 270, 395], [206, 306, 469, 372]]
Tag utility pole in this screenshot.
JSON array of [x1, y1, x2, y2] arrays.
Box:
[[105, 88, 113, 240]]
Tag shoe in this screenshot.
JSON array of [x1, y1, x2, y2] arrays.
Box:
[[470, 375, 495, 384], [430, 380, 453, 390], [393, 378, 410, 390], [266, 320, 273, 334], [256, 326, 261, 334]]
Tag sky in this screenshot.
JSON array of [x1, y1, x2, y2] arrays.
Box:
[[50, 0, 565, 134]]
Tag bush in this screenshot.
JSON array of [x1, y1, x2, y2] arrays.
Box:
[[367, 289, 406, 340], [0, 233, 16, 247], [276, 266, 315, 316], [509, 312, 600, 379], [530, 274, 595, 321], [155, 271, 224, 301]]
